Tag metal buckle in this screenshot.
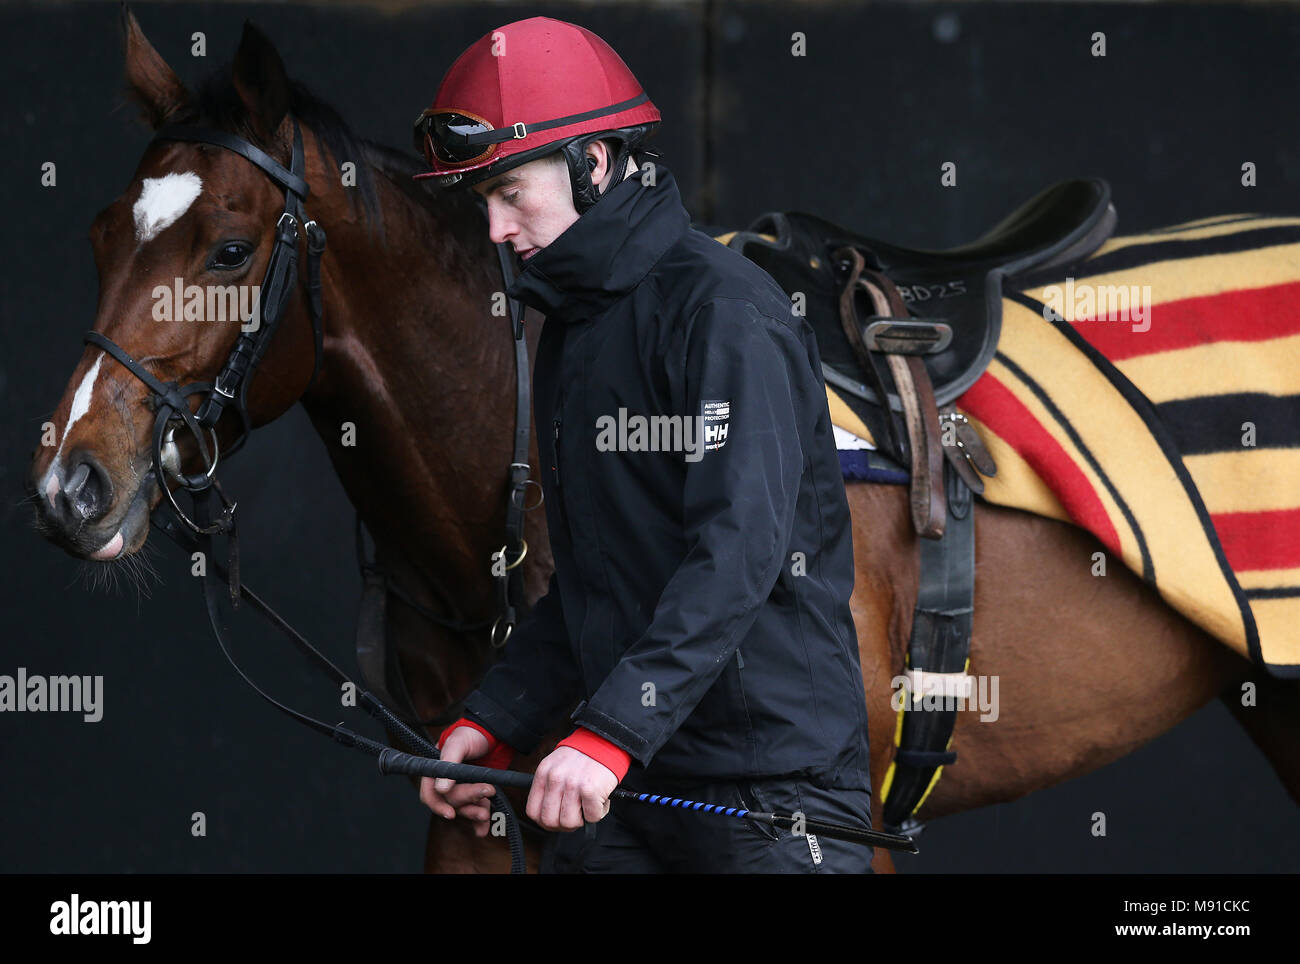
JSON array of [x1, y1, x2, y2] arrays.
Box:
[[303, 219, 327, 254], [212, 371, 237, 400], [276, 211, 299, 241], [939, 411, 970, 451], [511, 122, 527, 139]]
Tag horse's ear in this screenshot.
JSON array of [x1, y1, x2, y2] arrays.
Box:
[[231, 20, 292, 148], [120, 3, 193, 129]]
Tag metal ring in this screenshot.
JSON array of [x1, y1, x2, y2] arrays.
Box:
[[490, 615, 514, 649], [510, 478, 545, 511], [163, 422, 221, 483], [158, 467, 234, 536], [496, 539, 528, 571]]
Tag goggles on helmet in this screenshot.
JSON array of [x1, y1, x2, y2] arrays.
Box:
[[413, 93, 650, 170]]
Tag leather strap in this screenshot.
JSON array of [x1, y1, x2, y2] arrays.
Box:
[[834, 247, 907, 463], [861, 267, 947, 539], [889, 353, 945, 539], [882, 458, 977, 835], [495, 241, 534, 648], [154, 124, 310, 197], [939, 408, 996, 495], [304, 221, 327, 390], [193, 121, 309, 442]]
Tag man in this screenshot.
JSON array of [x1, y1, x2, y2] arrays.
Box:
[[411, 16, 874, 873]]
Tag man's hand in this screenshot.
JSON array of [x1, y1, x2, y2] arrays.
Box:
[[418, 726, 498, 838], [527, 745, 618, 831]]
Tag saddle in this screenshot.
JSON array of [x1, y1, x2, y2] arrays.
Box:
[[728, 177, 1117, 536], [725, 179, 1117, 835]]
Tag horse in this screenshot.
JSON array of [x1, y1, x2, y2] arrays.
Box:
[[27, 13, 1299, 873]]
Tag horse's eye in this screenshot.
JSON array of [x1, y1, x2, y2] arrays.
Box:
[[210, 243, 251, 270]]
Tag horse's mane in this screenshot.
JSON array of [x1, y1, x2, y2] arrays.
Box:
[[173, 68, 488, 255]]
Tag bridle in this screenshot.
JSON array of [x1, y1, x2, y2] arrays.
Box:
[[80, 115, 537, 872], [83, 114, 533, 634], [84, 118, 325, 539]]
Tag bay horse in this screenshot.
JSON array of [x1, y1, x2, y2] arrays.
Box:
[[27, 14, 1299, 873]]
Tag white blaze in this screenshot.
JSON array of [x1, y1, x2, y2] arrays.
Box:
[[46, 351, 104, 506], [66, 352, 104, 437], [133, 171, 202, 242]]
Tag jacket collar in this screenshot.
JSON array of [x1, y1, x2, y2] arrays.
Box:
[[506, 165, 690, 321]]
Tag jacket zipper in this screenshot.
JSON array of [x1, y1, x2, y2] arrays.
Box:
[[734, 648, 756, 747], [552, 416, 562, 489]]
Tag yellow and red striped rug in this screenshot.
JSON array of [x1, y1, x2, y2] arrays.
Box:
[[827, 213, 1300, 677]]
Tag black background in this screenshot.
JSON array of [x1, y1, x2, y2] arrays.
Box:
[[2, 1, 1296, 873]]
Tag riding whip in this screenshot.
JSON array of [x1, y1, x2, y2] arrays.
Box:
[[377, 748, 919, 853]]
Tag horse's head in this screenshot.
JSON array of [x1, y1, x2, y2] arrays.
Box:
[[29, 10, 329, 563]]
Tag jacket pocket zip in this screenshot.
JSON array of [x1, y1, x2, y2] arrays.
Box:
[[734, 649, 756, 745], [552, 415, 570, 533], [551, 416, 562, 488]]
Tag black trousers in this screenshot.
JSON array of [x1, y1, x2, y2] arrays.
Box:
[[539, 770, 875, 874]]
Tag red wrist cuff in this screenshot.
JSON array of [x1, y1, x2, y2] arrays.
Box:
[[556, 727, 632, 781], [437, 717, 515, 770]]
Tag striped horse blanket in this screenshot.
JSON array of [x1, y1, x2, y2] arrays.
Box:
[[827, 214, 1300, 678]]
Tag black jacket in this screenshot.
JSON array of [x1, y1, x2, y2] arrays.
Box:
[[463, 164, 871, 790]]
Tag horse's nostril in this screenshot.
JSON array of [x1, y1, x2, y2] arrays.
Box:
[[66, 459, 107, 522]]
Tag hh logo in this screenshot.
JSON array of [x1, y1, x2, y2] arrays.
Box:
[[702, 399, 730, 451]]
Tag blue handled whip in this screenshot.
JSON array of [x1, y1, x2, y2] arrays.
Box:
[[378, 748, 918, 853]]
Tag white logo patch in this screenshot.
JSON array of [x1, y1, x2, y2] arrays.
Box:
[[133, 171, 202, 243], [806, 832, 823, 865], [701, 399, 730, 451]]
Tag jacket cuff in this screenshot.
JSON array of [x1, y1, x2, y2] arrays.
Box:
[[556, 727, 632, 781], [438, 717, 515, 770], [571, 701, 652, 765]]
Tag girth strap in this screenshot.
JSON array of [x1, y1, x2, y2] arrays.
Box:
[[882, 458, 977, 835]]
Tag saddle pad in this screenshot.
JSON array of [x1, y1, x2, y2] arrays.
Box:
[[827, 213, 1300, 678]]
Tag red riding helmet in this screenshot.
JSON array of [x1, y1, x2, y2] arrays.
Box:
[[412, 17, 660, 212]]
